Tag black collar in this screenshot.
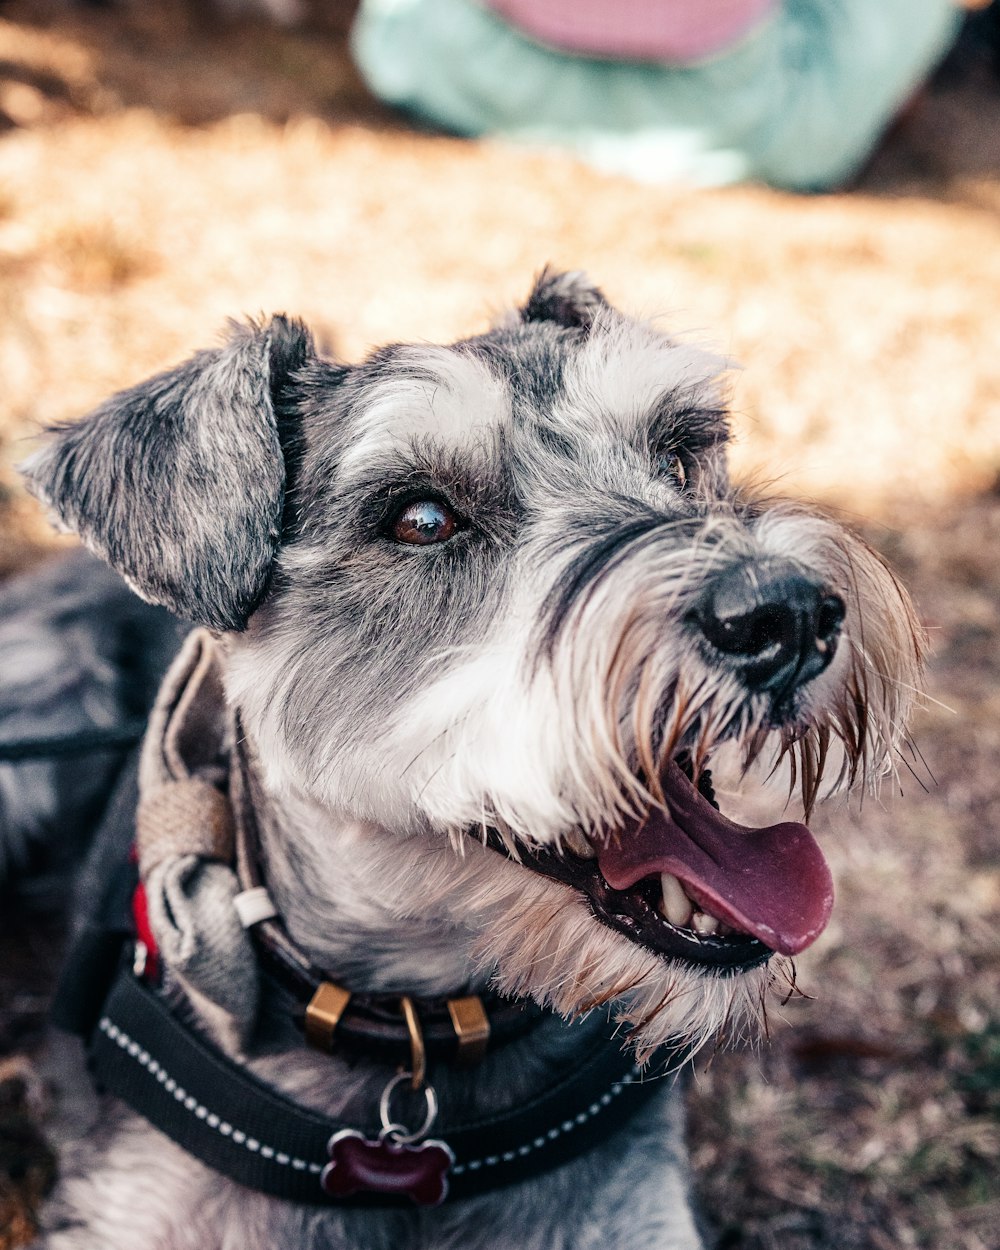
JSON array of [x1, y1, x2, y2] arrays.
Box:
[[84, 958, 681, 1207]]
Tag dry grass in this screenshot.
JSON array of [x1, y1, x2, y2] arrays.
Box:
[[0, 3, 998, 1248]]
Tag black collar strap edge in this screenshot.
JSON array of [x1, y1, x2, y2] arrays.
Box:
[[86, 955, 688, 1207]]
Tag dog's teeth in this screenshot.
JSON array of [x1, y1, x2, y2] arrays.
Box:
[[659, 873, 693, 927], [691, 912, 720, 936], [563, 829, 596, 858]]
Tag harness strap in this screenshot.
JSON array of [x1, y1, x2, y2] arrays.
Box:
[[86, 960, 678, 1206]]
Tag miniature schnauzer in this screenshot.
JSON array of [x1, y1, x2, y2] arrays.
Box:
[[2, 270, 923, 1249]]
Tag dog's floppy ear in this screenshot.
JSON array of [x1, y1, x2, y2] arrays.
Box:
[[521, 267, 609, 330], [22, 316, 313, 632]]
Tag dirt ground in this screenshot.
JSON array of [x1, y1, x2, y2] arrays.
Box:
[[0, 2, 998, 1248]]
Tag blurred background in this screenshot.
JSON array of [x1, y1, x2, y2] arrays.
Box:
[[0, 2, 998, 1247]]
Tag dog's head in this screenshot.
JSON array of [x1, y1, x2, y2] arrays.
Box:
[[23, 271, 924, 1056]]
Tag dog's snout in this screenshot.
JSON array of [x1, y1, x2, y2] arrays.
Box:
[[692, 560, 845, 694]]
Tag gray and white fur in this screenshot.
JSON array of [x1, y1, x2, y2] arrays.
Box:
[[7, 270, 923, 1249]]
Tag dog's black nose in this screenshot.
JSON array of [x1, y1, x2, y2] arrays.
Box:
[[693, 560, 845, 694]]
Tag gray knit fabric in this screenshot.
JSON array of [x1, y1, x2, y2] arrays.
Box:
[[145, 854, 258, 1034], [138, 630, 259, 1041]]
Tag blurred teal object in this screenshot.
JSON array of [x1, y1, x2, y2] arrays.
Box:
[[351, 0, 960, 191]]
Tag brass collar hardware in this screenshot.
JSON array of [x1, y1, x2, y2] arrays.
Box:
[[446, 996, 491, 1065], [304, 981, 353, 1051], [399, 995, 427, 1090]]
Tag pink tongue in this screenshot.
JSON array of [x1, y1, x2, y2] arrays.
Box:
[[597, 760, 833, 956]]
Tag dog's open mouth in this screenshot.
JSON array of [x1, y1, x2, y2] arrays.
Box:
[[487, 757, 834, 975]]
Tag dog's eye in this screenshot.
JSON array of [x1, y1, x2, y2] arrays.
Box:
[[392, 499, 457, 545], [656, 453, 687, 490]]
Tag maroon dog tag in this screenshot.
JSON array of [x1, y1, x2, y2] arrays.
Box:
[[321, 1129, 455, 1207]]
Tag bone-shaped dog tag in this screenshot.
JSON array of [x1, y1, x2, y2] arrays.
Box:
[[321, 1129, 455, 1207]]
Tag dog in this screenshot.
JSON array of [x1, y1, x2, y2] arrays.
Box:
[[3, 269, 923, 1249]]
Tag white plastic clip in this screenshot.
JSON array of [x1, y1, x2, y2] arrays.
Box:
[[233, 886, 279, 929]]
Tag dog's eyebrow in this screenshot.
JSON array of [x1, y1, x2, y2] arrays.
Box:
[[548, 316, 729, 449], [349, 438, 505, 500], [643, 394, 730, 457], [339, 346, 511, 481]]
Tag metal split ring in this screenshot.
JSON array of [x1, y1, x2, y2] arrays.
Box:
[[378, 1071, 439, 1145]]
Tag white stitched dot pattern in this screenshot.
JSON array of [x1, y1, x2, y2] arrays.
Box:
[[449, 1065, 643, 1176], [98, 1016, 644, 1184], [97, 1018, 324, 1176]]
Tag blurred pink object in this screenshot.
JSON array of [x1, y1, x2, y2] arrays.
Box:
[[482, 0, 776, 63]]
